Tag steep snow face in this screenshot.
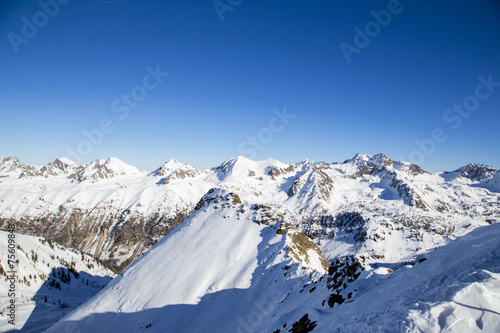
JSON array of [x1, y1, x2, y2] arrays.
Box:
[[0, 231, 114, 332], [46, 189, 328, 333]]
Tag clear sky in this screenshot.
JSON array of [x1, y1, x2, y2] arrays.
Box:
[[1, 0, 499, 172]]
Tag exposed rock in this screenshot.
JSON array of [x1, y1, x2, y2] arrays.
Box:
[[454, 163, 498, 181], [286, 228, 330, 273]]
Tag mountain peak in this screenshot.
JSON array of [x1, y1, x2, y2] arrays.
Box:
[[0, 155, 21, 164], [38, 157, 81, 177], [214, 156, 291, 182], [75, 157, 141, 182], [452, 163, 498, 181], [354, 152, 370, 159], [369, 153, 393, 167], [164, 157, 180, 165], [56, 156, 76, 165], [151, 158, 198, 179], [0, 155, 36, 178], [343, 153, 371, 164]]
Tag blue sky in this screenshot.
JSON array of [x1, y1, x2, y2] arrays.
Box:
[[1, 0, 499, 172]]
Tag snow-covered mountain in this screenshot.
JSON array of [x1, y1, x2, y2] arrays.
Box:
[[1, 153, 499, 332], [0, 231, 114, 332], [0, 153, 498, 274], [45, 188, 500, 333], [72, 157, 142, 182]]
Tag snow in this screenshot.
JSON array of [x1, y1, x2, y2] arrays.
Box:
[[0, 232, 114, 332], [0, 153, 498, 273], [45, 189, 328, 332], [76, 157, 141, 182], [319, 222, 500, 332], [478, 171, 500, 193], [0, 154, 499, 331], [56, 157, 76, 165], [44, 193, 500, 333]]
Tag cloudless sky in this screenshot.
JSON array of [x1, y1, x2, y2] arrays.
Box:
[[1, 0, 499, 171]]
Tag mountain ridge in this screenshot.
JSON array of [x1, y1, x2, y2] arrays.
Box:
[[2, 153, 498, 179], [0, 153, 498, 273], [44, 189, 500, 333]]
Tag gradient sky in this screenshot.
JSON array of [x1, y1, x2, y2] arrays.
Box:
[[1, 0, 499, 172]]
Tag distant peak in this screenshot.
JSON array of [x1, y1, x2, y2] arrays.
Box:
[[74, 157, 140, 182], [1, 155, 20, 164], [225, 156, 253, 165], [343, 153, 370, 164], [371, 153, 388, 159], [159, 158, 194, 170], [369, 153, 393, 166], [55, 157, 76, 165], [353, 153, 370, 159], [151, 158, 198, 178], [105, 157, 122, 163], [452, 162, 498, 182], [165, 158, 180, 164]]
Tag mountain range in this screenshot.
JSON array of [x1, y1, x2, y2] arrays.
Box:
[[1, 153, 499, 331], [45, 188, 500, 332], [1, 153, 499, 273]]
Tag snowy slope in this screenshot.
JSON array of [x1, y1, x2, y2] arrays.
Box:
[[45, 191, 500, 333], [0, 231, 114, 332], [46, 188, 329, 332], [479, 171, 500, 193], [319, 222, 500, 333]]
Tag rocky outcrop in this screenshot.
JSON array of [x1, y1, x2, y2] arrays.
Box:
[[0, 206, 190, 273], [454, 163, 498, 181]]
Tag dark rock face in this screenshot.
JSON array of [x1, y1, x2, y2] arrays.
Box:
[[162, 169, 201, 184], [287, 166, 333, 201], [302, 212, 367, 244], [407, 163, 426, 176], [0, 207, 190, 273], [456, 163, 498, 181], [267, 165, 295, 179], [353, 164, 385, 178], [288, 177, 304, 197], [314, 168, 334, 201], [390, 178, 428, 210], [0, 156, 41, 178]]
